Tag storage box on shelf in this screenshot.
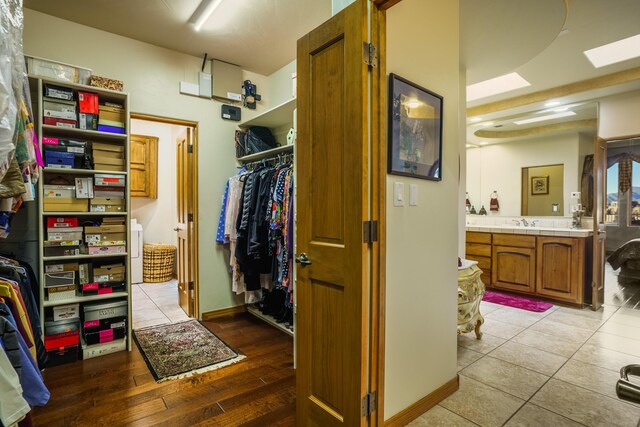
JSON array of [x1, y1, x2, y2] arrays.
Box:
[[30, 75, 132, 362]]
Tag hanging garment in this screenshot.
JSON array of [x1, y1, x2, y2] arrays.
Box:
[[215, 179, 230, 244], [0, 345, 30, 427]]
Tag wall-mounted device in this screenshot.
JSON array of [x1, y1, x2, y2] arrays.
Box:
[[242, 80, 261, 109], [570, 191, 583, 228], [221, 104, 241, 121]]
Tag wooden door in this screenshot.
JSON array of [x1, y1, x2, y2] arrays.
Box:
[[176, 129, 194, 317], [130, 134, 158, 198], [536, 237, 583, 303], [592, 138, 607, 310], [296, 0, 371, 425], [492, 246, 536, 293]]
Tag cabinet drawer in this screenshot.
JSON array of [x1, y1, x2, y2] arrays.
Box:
[[467, 255, 491, 270], [466, 231, 492, 245], [493, 234, 536, 249], [466, 243, 491, 257]]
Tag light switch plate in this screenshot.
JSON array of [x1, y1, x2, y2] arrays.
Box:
[[394, 182, 404, 207], [409, 184, 418, 206]]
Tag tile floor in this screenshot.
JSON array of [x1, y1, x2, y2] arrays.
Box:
[[410, 301, 640, 427], [131, 279, 189, 329]]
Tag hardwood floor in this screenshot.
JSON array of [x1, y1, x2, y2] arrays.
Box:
[[33, 314, 295, 427]]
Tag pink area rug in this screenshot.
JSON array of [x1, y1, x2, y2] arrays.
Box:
[[483, 291, 553, 312]]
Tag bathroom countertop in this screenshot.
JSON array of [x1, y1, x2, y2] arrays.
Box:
[[466, 224, 593, 237]]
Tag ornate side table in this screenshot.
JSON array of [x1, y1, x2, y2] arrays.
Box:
[[458, 259, 485, 339]]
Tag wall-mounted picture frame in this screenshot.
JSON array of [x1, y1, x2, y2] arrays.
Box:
[[388, 73, 443, 181], [531, 176, 549, 195]]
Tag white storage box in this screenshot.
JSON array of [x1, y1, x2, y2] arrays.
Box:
[[53, 303, 80, 321], [47, 285, 76, 302], [45, 271, 75, 288], [44, 185, 76, 199], [26, 55, 91, 85]]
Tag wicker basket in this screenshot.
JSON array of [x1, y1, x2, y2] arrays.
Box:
[[143, 243, 176, 283]]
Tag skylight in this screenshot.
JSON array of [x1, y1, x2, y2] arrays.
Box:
[[584, 34, 640, 68], [466, 73, 531, 102], [514, 111, 576, 125]]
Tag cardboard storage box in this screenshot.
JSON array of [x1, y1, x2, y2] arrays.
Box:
[[44, 318, 80, 350], [92, 142, 125, 153], [89, 75, 123, 92], [44, 271, 75, 288], [26, 55, 91, 85], [75, 178, 94, 199], [48, 230, 83, 241], [44, 185, 75, 199], [53, 303, 80, 321], [93, 264, 125, 282], [44, 84, 73, 101], [45, 151, 75, 169], [78, 91, 99, 114], [81, 337, 126, 359], [95, 174, 125, 187], [88, 245, 126, 255], [45, 262, 79, 274], [78, 113, 98, 130], [43, 98, 77, 121], [84, 324, 126, 345], [47, 345, 79, 367], [44, 117, 76, 128], [83, 315, 127, 334], [94, 186, 125, 198], [44, 198, 88, 212], [47, 217, 79, 228], [44, 240, 81, 257], [43, 138, 87, 154], [47, 284, 77, 301], [90, 198, 125, 213], [98, 104, 125, 122], [93, 162, 125, 172], [81, 281, 126, 296]]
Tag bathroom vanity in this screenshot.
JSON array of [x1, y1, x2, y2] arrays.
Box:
[[465, 225, 593, 305]]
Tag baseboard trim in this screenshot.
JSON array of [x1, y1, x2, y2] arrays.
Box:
[[201, 305, 247, 321], [384, 375, 459, 427]]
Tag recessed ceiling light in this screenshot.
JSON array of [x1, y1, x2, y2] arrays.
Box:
[[479, 121, 494, 127], [584, 33, 640, 68], [469, 117, 482, 123], [545, 101, 561, 107], [466, 144, 477, 148], [514, 111, 576, 125], [479, 142, 489, 146], [188, 0, 224, 31], [466, 73, 531, 102], [553, 107, 569, 112]]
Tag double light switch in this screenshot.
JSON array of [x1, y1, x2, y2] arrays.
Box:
[[394, 182, 418, 207]]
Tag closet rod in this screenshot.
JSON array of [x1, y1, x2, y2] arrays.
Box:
[[240, 152, 294, 170]]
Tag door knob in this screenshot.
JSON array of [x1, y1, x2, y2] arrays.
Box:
[[295, 253, 312, 266], [173, 227, 180, 232]]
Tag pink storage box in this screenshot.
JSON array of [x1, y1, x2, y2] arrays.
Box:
[[88, 245, 126, 255]]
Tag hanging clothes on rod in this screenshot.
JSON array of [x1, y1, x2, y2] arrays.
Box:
[[218, 154, 294, 327]]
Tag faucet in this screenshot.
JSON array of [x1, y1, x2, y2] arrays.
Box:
[[512, 219, 521, 226], [530, 220, 539, 227], [521, 218, 529, 227]]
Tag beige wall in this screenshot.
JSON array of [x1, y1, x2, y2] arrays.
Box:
[[599, 90, 640, 139], [385, 0, 460, 418], [130, 119, 186, 248], [466, 133, 582, 217], [23, 9, 276, 315]]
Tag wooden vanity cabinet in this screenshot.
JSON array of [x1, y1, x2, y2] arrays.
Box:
[[492, 235, 536, 293], [465, 231, 591, 305], [536, 236, 584, 303]]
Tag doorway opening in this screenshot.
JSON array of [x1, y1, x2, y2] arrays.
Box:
[[129, 113, 199, 329], [603, 136, 640, 310]]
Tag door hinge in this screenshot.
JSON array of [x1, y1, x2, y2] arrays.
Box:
[[363, 42, 378, 68], [363, 220, 379, 244], [188, 281, 194, 291], [188, 213, 194, 222], [361, 391, 377, 417], [187, 144, 193, 154]]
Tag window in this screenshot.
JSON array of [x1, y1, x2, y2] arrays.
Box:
[[632, 161, 640, 226], [606, 163, 619, 224]]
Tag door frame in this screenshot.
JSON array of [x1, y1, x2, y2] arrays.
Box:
[[130, 113, 200, 319], [594, 132, 640, 310]]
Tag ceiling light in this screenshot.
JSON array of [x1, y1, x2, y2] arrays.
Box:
[[466, 144, 477, 148], [553, 107, 569, 112], [479, 142, 489, 146], [469, 117, 482, 123], [584, 33, 640, 68], [188, 0, 224, 31], [545, 101, 560, 107], [514, 111, 576, 125], [466, 72, 531, 102], [479, 121, 494, 127]]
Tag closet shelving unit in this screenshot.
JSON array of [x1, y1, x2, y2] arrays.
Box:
[[236, 97, 295, 338], [29, 76, 132, 355]]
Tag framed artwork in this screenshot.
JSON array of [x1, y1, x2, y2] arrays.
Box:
[[388, 73, 443, 181], [531, 176, 549, 195]]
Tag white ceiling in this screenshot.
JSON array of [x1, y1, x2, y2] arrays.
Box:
[[23, 0, 332, 76]]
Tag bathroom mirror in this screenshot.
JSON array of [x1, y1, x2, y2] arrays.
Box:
[[466, 101, 598, 217], [521, 164, 564, 216]]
